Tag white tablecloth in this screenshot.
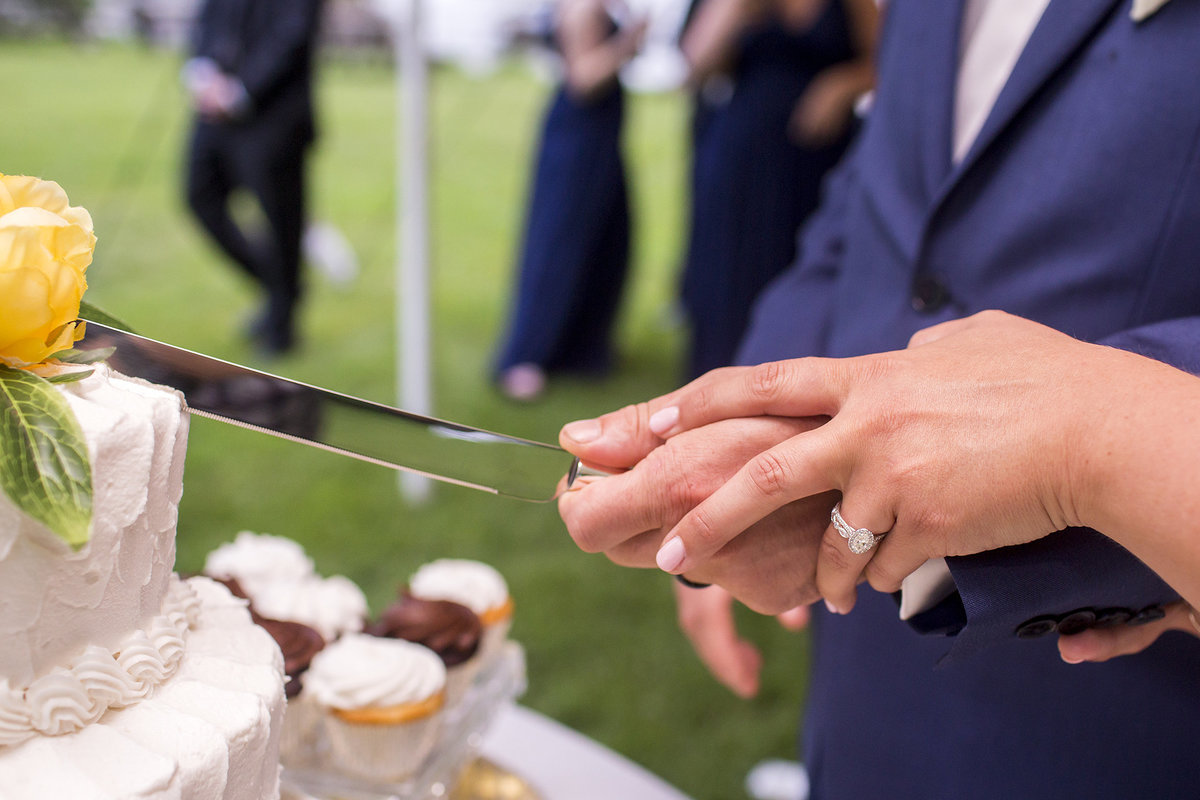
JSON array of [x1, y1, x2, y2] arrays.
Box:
[[480, 704, 694, 800]]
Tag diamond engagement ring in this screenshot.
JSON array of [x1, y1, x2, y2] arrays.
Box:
[[831, 503, 886, 555]]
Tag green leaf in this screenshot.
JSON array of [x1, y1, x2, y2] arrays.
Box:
[[50, 346, 114, 365], [0, 365, 93, 548], [78, 301, 134, 333], [45, 368, 95, 385]]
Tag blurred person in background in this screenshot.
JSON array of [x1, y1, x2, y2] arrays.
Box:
[[183, 0, 324, 357], [492, 0, 648, 402], [678, 0, 876, 380]]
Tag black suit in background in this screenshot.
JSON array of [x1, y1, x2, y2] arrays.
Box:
[[184, 0, 323, 355]]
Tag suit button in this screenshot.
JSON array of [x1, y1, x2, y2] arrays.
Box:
[[1129, 605, 1167, 626], [1092, 608, 1133, 629], [1015, 616, 1058, 639], [911, 275, 951, 312], [1055, 609, 1097, 636]]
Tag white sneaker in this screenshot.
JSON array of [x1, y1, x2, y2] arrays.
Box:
[[303, 221, 358, 288], [745, 759, 809, 800]]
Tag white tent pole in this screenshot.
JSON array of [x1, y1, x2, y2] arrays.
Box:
[[395, 0, 433, 502]]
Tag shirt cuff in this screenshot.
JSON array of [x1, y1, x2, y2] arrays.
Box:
[[899, 557, 958, 620]]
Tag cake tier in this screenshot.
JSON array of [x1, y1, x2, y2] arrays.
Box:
[[0, 577, 286, 800], [0, 366, 189, 690]]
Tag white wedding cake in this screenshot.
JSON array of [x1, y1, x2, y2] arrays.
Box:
[[0, 366, 286, 799]]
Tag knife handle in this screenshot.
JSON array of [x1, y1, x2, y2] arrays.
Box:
[[566, 459, 615, 487]]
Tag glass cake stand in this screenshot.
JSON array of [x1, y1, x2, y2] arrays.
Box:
[[281, 642, 534, 800]]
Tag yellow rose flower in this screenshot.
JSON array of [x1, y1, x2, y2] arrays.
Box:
[[0, 174, 95, 367]]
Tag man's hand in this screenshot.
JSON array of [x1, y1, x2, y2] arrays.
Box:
[[559, 413, 830, 614], [183, 58, 249, 121], [1058, 602, 1200, 663], [674, 582, 813, 698], [675, 583, 761, 698]]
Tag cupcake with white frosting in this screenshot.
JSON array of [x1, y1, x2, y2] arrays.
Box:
[[203, 530, 314, 597], [302, 634, 446, 783], [367, 589, 483, 707], [409, 559, 513, 662], [251, 574, 367, 642], [204, 531, 368, 641]]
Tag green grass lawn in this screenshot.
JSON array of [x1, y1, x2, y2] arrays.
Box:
[[1, 39, 809, 799]]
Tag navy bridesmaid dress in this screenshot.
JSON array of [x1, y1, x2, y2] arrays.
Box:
[[493, 51, 630, 383], [681, 0, 857, 379]]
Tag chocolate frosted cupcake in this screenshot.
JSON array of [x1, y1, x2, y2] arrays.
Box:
[[252, 613, 326, 763], [409, 559, 513, 664], [367, 590, 482, 705], [253, 614, 326, 699]]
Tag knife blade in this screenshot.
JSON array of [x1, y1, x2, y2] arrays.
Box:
[[76, 321, 582, 502]]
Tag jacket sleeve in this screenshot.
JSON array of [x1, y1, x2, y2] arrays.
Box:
[[235, 0, 322, 111], [189, 0, 219, 58], [924, 318, 1200, 663], [1097, 316, 1200, 374]]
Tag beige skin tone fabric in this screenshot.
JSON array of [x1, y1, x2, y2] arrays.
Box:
[[558, 311, 1200, 689]]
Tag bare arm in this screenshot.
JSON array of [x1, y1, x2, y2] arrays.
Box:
[[679, 0, 768, 85], [1067, 343, 1200, 608], [789, 0, 879, 145], [558, 0, 646, 101]]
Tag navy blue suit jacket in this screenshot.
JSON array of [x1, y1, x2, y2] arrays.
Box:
[[190, 0, 322, 148], [739, 1, 1200, 797]]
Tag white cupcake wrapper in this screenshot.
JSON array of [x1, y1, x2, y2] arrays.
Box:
[[279, 693, 324, 766], [324, 712, 441, 783], [477, 616, 512, 664]]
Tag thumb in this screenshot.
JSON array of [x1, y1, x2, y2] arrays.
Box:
[[776, 604, 812, 631], [560, 397, 678, 469]]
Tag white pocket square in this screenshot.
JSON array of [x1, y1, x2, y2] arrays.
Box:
[[1131, 0, 1172, 23]]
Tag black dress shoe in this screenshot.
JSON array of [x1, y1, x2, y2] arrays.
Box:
[[244, 309, 271, 341], [254, 325, 296, 358]]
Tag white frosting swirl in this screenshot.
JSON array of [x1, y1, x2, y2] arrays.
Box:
[[409, 559, 509, 616], [119, 630, 170, 693], [203, 530, 315, 596], [0, 576, 198, 748], [203, 531, 371, 641], [25, 670, 101, 735], [303, 633, 445, 712], [70, 645, 139, 712], [251, 573, 367, 642]]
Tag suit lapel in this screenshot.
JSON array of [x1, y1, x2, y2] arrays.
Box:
[[932, 0, 1123, 206]]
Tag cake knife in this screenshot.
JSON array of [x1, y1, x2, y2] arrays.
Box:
[[75, 321, 587, 502]]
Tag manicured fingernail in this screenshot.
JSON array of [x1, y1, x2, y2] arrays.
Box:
[[1061, 653, 1084, 665], [824, 599, 841, 615], [563, 419, 601, 443], [656, 537, 686, 572], [648, 406, 679, 436]]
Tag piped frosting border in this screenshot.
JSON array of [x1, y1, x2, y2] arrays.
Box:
[[0, 576, 201, 747]]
